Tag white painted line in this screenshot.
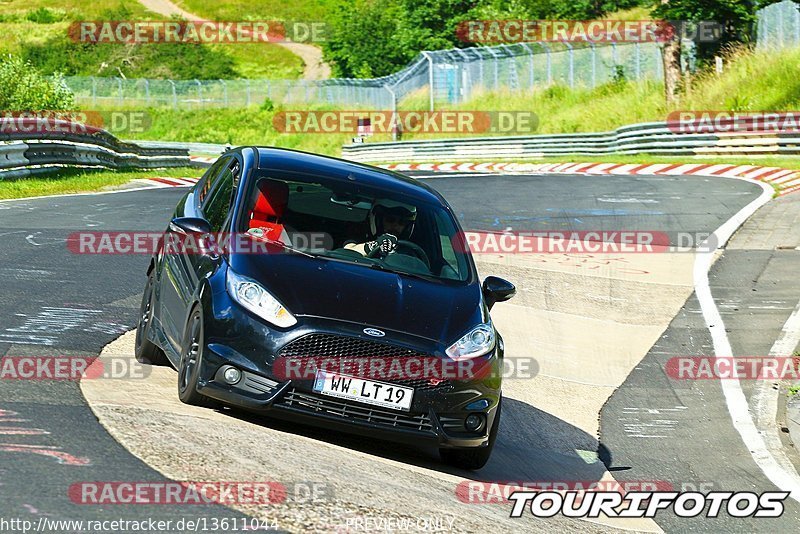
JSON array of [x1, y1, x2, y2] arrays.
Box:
[[694, 178, 800, 502], [752, 297, 800, 487]]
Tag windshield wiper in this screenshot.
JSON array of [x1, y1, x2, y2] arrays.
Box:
[[368, 262, 438, 282]]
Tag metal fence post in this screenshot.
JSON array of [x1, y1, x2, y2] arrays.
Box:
[[91, 77, 97, 107], [590, 44, 597, 87], [795, 4, 800, 45], [220, 79, 227, 106], [145, 79, 150, 106], [524, 43, 534, 88], [635, 43, 641, 80], [422, 51, 434, 111], [386, 85, 398, 140], [455, 49, 471, 102], [194, 79, 202, 108], [487, 48, 499, 90], [169, 80, 177, 109], [541, 43, 552, 84], [565, 42, 574, 88], [117, 78, 123, 106]]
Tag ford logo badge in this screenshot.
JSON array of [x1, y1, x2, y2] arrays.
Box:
[[363, 328, 385, 337]]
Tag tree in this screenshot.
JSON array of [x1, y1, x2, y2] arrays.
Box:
[[657, 1, 683, 106], [0, 55, 74, 111]]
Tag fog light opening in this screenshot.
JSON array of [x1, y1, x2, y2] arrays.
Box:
[[222, 366, 242, 385], [465, 413, 486, 432]]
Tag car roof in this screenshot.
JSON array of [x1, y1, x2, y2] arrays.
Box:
[[245, 146, 447, 206]]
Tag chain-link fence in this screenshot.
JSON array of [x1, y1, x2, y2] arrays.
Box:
[[64, 41, 661, 111], [62, 77, 393, 110], [54, 1, 800, 111], [757, 0, 800, 49]]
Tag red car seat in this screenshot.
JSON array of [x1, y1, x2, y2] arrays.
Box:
[[248, 179, 290, 243]]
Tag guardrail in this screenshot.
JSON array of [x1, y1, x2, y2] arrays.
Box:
[[0, 122, 196, 180], [341, 121, 800, 163]]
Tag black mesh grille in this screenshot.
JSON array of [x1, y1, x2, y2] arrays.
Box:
[[278, 333, 454, 392], [279, 388, 434, 432]]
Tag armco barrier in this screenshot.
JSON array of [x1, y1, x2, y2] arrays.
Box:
[[341, 121, 800, 163], [0, 121, 197, 180]]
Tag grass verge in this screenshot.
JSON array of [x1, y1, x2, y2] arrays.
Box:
[[0, 167, 202, 200]]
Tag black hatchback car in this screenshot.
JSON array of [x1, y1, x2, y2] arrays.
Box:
[[135, 147, 515, 469]]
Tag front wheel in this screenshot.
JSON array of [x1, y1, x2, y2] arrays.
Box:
[[177, 307, 219, 408], [440, 398, 501, 470], [135, 272, 168, 366]]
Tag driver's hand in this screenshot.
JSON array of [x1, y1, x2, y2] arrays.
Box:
[[364, 233, 398, 256]]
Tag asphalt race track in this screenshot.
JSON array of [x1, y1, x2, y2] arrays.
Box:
[[1, 170, 799, 532]]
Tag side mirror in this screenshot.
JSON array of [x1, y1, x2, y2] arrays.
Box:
[[482, 276, 516, 310], [169, 217, 212, 235], [167, 217, 219, 258]]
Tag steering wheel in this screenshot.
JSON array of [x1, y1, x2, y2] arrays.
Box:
[[368, 239, 430, 269], [396, 240, 431, 269]]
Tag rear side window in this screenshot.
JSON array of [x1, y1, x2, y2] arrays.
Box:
[[203, 166, 235, 232]]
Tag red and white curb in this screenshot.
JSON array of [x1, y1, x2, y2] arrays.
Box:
[[190, 155, 218, 165], [380, 162, 800, 195], [134, 177, 200, 188]]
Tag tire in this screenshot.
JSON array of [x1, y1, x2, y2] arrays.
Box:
[[440, 398, 502, 470], [177, 306, 219, 408], [134, 272, 168, 366]]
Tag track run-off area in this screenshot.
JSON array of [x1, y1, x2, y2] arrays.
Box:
[[1, 168, 799, 532]]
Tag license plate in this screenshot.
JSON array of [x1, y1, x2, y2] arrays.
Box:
[[312, 370, 414, 412]]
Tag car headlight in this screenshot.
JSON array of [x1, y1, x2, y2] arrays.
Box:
[[226, 268, 297, 328], [446, 323, 496, 360]]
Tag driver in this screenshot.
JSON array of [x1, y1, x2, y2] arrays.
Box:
[[345, 199, 416, 257]]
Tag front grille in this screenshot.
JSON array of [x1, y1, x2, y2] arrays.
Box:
[[279, 388, 434, 432], [278, 333, 454, 392]]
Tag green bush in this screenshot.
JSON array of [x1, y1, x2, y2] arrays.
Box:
[[0, 55, 74, 111], [25, 7, 66, 24]]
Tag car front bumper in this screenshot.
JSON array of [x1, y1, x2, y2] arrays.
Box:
[[195, 300, 503, 449]]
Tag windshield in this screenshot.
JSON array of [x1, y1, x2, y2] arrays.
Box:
[[237, 171, 471, 282]]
